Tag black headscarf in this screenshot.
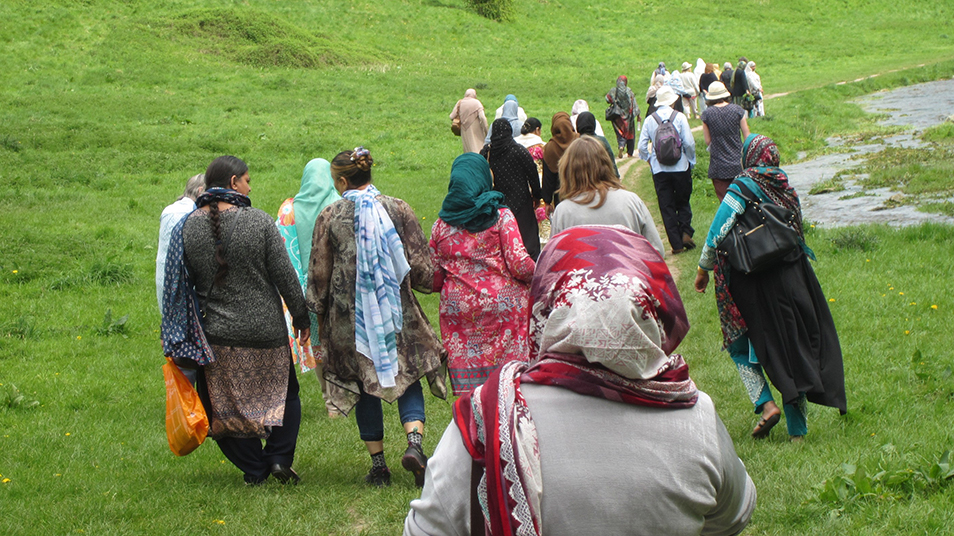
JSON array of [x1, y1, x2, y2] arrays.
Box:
[[488, 118, 519, 158], [575, 112, 597, 136]]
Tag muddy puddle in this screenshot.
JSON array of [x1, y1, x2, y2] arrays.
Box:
[[784, 77, 954, 227]]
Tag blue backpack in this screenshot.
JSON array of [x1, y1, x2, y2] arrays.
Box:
[[651, 110, 683, 166]]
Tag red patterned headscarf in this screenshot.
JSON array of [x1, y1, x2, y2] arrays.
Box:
[[454, 226, 697, 536]]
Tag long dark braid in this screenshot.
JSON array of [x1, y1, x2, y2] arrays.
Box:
[[203, 155, 248, 287], [208, 201, 228, 287]]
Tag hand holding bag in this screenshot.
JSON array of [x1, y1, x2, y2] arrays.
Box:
[[163, 356, 208, 456], [717, 181, 801, 274]]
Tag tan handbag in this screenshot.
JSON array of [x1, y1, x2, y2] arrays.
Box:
[[451, 117, 462, 136]]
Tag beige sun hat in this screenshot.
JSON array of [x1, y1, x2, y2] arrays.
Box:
[[654, 85, 678, 107], [681, 61, 692, 71], [706, 81, 731, 101]]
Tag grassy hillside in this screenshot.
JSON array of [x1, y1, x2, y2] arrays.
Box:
[[1, 1, 953, 534]]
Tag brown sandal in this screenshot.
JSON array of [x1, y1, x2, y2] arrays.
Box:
[[751, 413, 780, 439]]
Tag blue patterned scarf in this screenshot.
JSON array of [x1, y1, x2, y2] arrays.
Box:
[[343, 184, 410, 388], [160, 213, 215, 365]]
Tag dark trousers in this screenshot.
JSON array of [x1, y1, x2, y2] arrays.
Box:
[[355, 380, 426, 442], [652, 169, 694, 251], [214, 363, 301, 484], [613, 132, 636, 157]]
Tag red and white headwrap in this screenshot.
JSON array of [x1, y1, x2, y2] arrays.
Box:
[[454, 225, 697, 536]]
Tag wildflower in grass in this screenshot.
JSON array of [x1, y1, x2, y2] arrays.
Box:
[[2, 478, 10, 483], [65, 433, 71, 436], [899, 292, 904, 295], [829, 298, 835, 302], [215, 520, 225, 525], [905, 330, 910, 335], [910, 302, 916, 306], [76, 336, 81, 340], [12, 270, 17, 274], [931, 305, 938, 310]]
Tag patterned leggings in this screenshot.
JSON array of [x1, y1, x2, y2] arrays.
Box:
[[728, 335, 808, 437]]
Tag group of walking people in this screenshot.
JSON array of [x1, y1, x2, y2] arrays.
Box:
[[157, 62, 843, 532]]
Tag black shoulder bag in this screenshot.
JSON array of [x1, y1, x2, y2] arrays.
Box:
[[717, 181, 801, 274]]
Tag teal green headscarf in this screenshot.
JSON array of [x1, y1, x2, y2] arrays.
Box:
[[294, 158, 341, 269], [439, 153, 506, 233]]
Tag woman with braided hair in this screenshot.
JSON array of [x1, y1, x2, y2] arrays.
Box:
[[694, 134, 846, 441], [307, 147, 446, 488], [175, 155, 310, 485]]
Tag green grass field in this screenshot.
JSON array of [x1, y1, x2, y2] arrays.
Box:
[[2, 0, 954, 534]]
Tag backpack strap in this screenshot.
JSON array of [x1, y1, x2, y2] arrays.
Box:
[[651, 111, 663, 125]]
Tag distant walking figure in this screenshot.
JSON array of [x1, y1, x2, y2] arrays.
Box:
[[450, 89, 488, 154]]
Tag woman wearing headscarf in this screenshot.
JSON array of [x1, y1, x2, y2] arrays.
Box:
[[307, 147, 446, 487], [694, 134, 846, 441], [275, 158, 342, 418], [541, 112, 579, 211], [701, 82, 750, 201], [405, 226, 756, 536], [430, 153, 536, 395], [574, 111, 619, 178], [486, 97, 525, 144], [569, 99, 605, 137], [605, 75, 638, 158], [165, 155, 310, 485], [550, 136, 663, 255], [449, 89, 489, 154], [493, 94, 528, 122], [481, 118, 543, 260]]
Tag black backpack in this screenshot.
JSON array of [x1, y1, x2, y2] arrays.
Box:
[[651, 110, 683, 166]]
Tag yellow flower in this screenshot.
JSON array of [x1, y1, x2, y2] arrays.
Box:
[[12, 270, 17, 274], [1, 478, 10, 483], [881, 294, 886, 297], [866, 259, 870, 262], [899, 292, 904, 295], [65, 433, 71, 436], [889, 286, 894, 290], [904, 330, 910, 335], [829, 298, 835, 302], [76, 336, 81, 340], [215, 520, 226, 525], [910, 302, 916, 306]]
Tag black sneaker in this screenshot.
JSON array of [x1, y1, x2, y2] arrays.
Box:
[[401, 443, 428, 488], [365, 465, 391, 487]]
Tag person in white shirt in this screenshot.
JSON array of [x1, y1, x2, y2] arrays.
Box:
[[156, 173, 204, 308], [679, 61, 701, 119], [638, 85, 697, 254]]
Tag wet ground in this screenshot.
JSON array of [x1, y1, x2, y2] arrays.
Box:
[[785, 77, 954, 227]]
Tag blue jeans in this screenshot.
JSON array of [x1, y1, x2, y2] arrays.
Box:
[[354, 380, 425, 442]]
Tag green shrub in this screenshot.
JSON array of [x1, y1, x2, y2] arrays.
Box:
[[467, 0, 514, 21], [830, 228, 880, 252]]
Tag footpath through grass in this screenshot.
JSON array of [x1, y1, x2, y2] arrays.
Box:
[[1, 1, 954, 534]]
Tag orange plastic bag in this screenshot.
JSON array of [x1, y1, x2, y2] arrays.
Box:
[[163, 357, 208, 456]]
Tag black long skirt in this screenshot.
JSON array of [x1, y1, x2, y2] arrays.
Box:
[[729, 251, 847, 414]]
